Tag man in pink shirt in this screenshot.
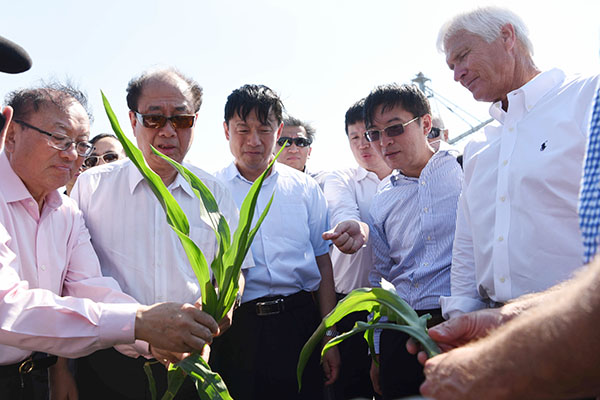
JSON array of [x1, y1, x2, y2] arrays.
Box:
[[0, 82, 219, 399]]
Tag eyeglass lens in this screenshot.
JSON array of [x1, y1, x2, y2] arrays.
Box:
[[277, 137, 311, 147], [137, 113, 195, 129]]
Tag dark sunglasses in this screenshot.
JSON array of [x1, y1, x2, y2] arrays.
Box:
[[134, 111, 196, 130], [83, 152, 121, 168], [364, 116, 420, 143], [277, 137, 312, 148]]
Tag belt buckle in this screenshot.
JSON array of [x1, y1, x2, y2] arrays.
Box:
[[255, 298, 285, 316], [18, 357, 34, 375]]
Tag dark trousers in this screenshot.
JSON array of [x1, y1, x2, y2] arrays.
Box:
[[379, 308, 444, 400], [75, 347, 198, 400], [0, 353, 54, 400], [210, 291, 324, 400], [328, 293, 379, 400]]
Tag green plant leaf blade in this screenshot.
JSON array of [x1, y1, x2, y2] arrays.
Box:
[[178, 354, 233, 400]]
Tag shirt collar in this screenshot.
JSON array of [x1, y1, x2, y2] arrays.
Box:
[[126, 159, 195, 198], [224, 161, 280, 185], [489, 69, 565, 123], [390, 145, 454, 186], [0, 151, 63, 210]]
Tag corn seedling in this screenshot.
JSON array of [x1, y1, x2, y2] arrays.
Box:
[[296, 279, 441, 390], [102, 92, 279, 399]]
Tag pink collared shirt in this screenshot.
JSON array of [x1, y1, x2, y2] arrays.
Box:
[[0, 152, 140, 365]]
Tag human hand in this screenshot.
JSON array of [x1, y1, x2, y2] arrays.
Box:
[[322, 345, 340, 385], [407, 307, 509, 365], [151, 345, 190, 367], [369, 356, 382, 395], [135, 302, 219, 353], [322, 220, 368, 254], [49, 357, 78, 400]]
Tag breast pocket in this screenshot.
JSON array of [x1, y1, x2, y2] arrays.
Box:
[[272, 202, 310, 245]]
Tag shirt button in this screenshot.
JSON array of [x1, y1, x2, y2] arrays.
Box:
[[423, 207, 429, 213], [498, 236, 504, 242], [414, 283, 420, 288], [502, 160, 508, 166], [421, 181, 426, 186], [499, 277, 506, 283], [40, 265, 46, 271], [427, 236, 432, 241], [509, 128, 514, 132], [500, 196, 506, 202], [423, 262, 429, 267]]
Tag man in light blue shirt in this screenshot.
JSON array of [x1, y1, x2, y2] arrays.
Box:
[[365, 83, 463, 399], [210, 84, 339, 400]]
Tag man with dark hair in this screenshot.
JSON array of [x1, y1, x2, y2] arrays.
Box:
[[0, 82, 218, 399], [438, 6, 600, 321], [321, 98, 391, 400], [211, 84, 340, 400], [275, 115, 314, 172], [363, 83, 462, 399], [71, 67, 244, 398]]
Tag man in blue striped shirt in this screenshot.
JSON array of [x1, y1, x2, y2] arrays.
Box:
[[365, 83, 463, 399]]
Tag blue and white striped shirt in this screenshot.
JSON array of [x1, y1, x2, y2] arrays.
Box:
[[579, 87, 600, 263], [369, 145, 463, 310]]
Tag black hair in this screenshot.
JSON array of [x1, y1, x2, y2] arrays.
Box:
[[5, 81, 93, 123], [344, 98, 365, 135], [363, 83, 430, 128], [90, 133, 118, 145], [126, 67, 203, 113], [224, 84, 284, 126], [283, 115, 315, 142]]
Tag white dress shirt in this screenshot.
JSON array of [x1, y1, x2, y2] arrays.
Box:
[[72, 159, 247, 306], [215, 162, 330, 303], [441, 69, 600, 319], [323, 166, 383, 294]]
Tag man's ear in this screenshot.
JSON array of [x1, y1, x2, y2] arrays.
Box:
[[500, 23, 516, 52], [128, 110, 138, 137], [223, 121, 230, 141], [421, 114, 433, 137], [0, 106, 13, 152]]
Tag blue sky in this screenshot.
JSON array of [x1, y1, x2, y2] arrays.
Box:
[[1, 0, 599, 171]]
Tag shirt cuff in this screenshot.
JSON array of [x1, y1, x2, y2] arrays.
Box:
[[98, 302, 139, 348], [440, 295, 487, 319]]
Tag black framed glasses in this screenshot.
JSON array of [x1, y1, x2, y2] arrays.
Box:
[[277, 136, 312, 148], [13, 119, 93, 156], [364, 116, 420, 143], [83, 151, 121, 168], [134, 111, 196, 130]]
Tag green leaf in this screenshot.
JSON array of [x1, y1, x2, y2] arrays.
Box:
[[162, 366, 187, 400], [143, 361, 158, 400], [178, 354, 233, 400], [296, 287, 440, 389]]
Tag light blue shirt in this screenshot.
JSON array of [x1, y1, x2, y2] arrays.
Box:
[[369, 146, 463, 310], [215, 162, 330, 303]]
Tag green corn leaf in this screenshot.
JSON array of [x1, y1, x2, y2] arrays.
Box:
[[296, 286, 439, 389], [143, 362, 158, 400], [178, 354, 233, 400], [162, 366, 187, 400]]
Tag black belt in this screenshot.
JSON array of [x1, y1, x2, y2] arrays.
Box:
[[0, 354, 57, 378], [245, 291, 315, 316]]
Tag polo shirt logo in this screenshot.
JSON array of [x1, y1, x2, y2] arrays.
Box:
[[540, 140, 548, 151]]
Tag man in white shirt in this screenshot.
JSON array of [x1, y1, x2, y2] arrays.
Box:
[[72, 68, 244, 399], [210, 84, 339, 400], [322, 98, 391, 400], [438, 6, 600, 319]]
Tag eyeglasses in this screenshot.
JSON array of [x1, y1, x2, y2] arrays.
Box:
[[83, 151, 121, 168], [13, 119, 93, 157], [134, 111, 196, 130], [276, 137, 312, 148], [364, 116, 420, 143], [427, 127, 448, 140]]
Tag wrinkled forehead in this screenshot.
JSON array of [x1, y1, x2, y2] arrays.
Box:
[[138, 76, 194, 112], [29, 100, 90, 136], [282, 125, 307, 138]]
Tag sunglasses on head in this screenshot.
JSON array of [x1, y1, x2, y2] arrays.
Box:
[[364, 116, 420, 143], [83, 152, 121, 168], [277, 137, 312, 148], [428, 127, 442, 139], [134, 111, 196, 130]]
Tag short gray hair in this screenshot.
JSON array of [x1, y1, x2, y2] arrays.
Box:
[[437, 7, 534, 56]]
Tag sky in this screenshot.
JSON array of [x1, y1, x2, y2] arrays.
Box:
[[1, 0, 599, 172]]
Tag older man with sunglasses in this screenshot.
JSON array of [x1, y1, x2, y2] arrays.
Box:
[[71, 67, 248, 399], [364, 83, 462, 399]]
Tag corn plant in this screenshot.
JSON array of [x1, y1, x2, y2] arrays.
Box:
[[102, 92, 278, 399], [296, 279, 441, 390]]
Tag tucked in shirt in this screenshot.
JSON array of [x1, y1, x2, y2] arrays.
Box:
[[215, 162, 330, 303], [0, 153, 139, 365], [72, 159, 248, 307], [580, 87, 600, 263], [323, 166, 385, 294], [369, 144, 463, 310], [441, 69, 600, 319]]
